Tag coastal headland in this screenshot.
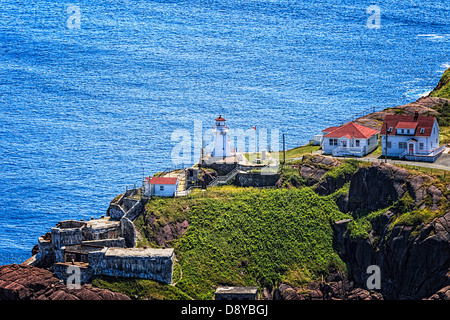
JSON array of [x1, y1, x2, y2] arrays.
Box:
[[1, 69, 449, 300]]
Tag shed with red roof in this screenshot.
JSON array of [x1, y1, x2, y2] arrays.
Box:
[[144, 176, 179, 197]]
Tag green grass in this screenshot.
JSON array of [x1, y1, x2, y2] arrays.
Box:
[[92, 275, 192, 300], [440, 125, 450, 145], [137, 186, 350, 299], [321, 159, 363, 180], [282, 144, 321, 161], [243, 143, 320, 163], [430, 68, 450, 99]]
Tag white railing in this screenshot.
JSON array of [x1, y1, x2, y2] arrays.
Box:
[[399, 145, 446, 159], [174, 186, 194, 197], [208, 167, 239, 188], [332, 146, 365, 157], [399, 150, 408, 159]]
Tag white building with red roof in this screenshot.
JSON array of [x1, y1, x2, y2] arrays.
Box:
[[321, 122, 380, 157], [381, 112, 444, 162], [143, 176, 179, 197]]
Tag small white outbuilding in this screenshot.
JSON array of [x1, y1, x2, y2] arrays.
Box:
[[144, 177, 179, 197]]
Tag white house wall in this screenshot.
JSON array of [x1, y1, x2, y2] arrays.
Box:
[[322, 135, 378, 156], [381, 120, 440, 157]]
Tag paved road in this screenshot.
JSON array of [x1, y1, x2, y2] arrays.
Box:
[[361, 150, 450, 171], [302, 149, 450, 171]]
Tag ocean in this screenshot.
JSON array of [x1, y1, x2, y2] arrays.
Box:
[[0, 0, 449, 265]]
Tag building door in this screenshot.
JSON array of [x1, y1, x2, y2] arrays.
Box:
[[408, 143, 414, 155]]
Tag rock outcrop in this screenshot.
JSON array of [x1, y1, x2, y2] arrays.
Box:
[[344, 162, 445, 213], [294, 155, 449, 300], [143, 213, 190, 247], [196, 169, 218, 189], [339, 211, 450, 300], [273, 269, 383, 300], [0, 264, 130, 300]]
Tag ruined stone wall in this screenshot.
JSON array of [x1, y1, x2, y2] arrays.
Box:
[[120, 217, 136, 248], [82, 223, 121, 241], [51, 226, 83, 262], [109, 203, 126, 220], [124, 198, 146, 221], [235, 172, 280, 187], [201, 162, 237, 175], [53, 263, 93, 284], [88, 248, 174, 284]]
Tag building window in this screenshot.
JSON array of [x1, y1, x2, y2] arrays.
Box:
[[329, 139, 338, 146], [420, 128, 424, 134], [406, 129, 410, 134], [388, 127, 393, 132], [419, 143, 424, 150], [401, 129, 404, 134], [355, 140, 360, 147], [160, 185, 164, 191], [399, 142, 407, 149], [387, 141, 392, 148]]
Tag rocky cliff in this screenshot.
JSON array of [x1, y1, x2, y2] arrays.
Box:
[[295, 155, 449, 300], [0, 264, 130, 300]]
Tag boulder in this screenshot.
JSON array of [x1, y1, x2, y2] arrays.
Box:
[[0, 264, 130, 300]]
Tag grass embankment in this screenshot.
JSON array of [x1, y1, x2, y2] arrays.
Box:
[[429, 68, 450, 144], [153, 187, 348, 299], [96, 186, 350, 300], [430, 68, 450, 100], [345, 168, 449, 241], [434, 102, 450, 144], [244, 143, 320, 163]]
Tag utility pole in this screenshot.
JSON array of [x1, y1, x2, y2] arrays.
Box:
[[282, 134, 286, 165], [385, 122, 388, 163]]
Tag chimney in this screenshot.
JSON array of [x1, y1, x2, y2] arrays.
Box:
[[414, 110, 419, 121]]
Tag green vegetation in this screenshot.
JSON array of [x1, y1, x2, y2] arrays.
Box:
[[429, 69, 450, 143], [134, 186, 349, 299], [244, 143, 320, 163], [92, 275, 192, 300], [322, 159, 364, 180], [281, 143, 321, 161], [430, 68, 450, 99], [431, 101, 450, 144]]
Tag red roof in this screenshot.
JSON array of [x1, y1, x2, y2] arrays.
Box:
[[146, 177, 178, 185], [380, 115, 436, 137], [323, 122, 379, 139], [322, 126, 339, 133], [396, 121, 418, 129], [215, 115, 226, 121]]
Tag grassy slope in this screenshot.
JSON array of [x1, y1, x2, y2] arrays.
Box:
[[94, 156, 448, 300], [99, 185, 350, 300], [429, 68, 450, 144], [430, 68, 450, 99], [146, 187, 349, 299]]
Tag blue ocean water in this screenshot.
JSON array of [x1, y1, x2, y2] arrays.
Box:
[[0, 0, 449, 265]]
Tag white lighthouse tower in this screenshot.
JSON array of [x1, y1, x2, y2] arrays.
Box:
[[211, 115, 232, 159]]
